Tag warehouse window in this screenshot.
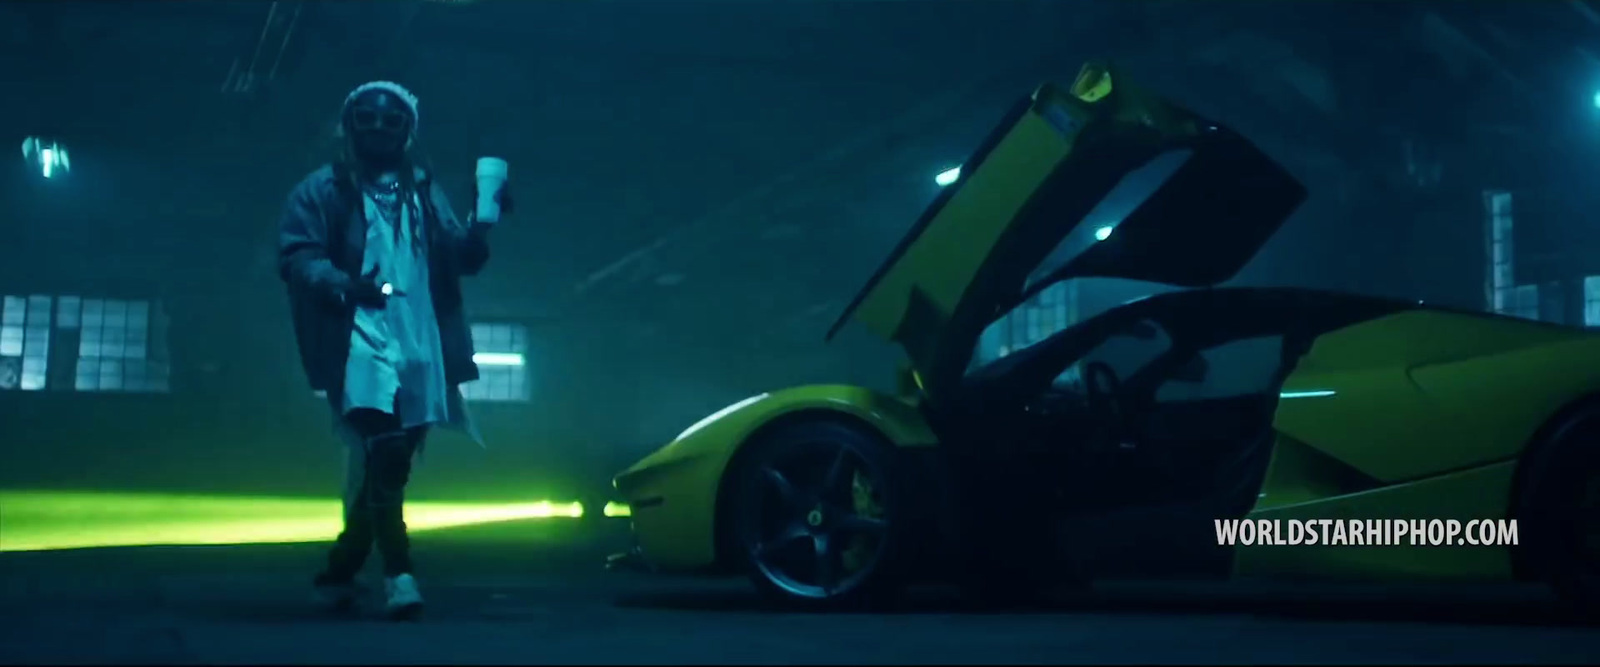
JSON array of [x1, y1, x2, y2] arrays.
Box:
[[1484, 190, 1514, 315], [975, 282, 1075, 366], [70, 297, 171, 393], [1507, 284, 1539, 322], [1, 295, 169, 392], [0, 295, 52, 391], [461, 322, 529, 402], [1585, 277, 1600, 327]]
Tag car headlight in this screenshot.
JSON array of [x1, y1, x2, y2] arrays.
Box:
[[674, 393, 769, 442]]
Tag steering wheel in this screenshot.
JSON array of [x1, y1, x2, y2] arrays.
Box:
[[1083, 363, 1187, 484]]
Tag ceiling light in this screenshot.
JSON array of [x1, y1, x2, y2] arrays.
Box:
[[21, 137, 69, 179]]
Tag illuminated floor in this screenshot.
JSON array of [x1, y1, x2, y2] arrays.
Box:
[[1, 535, 1597, 665], [0, 490, 629, 552]]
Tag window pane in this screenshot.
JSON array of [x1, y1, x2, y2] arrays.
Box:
[[1586, 277, 1600, 327], [98, 358, 123, 391], [2, 296, 23, 326], [103, 300, 128, 328], [56, 296, 81, 329], [0, 326, 21, 357], [81, 299, 104, 327], [19, 355, 45, 391], [75, 357, 100, 391], [23, 326, 49, 356], [462, 323, 530, 403], [0, 357, 17, 390], [102, 325, 126, 358], [26, 295, 52, 328]]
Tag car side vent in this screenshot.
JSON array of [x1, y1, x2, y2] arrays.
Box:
[[1255, 434, 1385, 508]]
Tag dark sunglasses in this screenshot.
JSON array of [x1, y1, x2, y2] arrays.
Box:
[[349, 108, 411, 133]]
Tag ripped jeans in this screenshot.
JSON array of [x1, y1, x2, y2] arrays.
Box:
[[323, 408, 427, 580]]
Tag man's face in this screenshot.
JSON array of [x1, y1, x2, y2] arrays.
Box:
[[345, 90, 413, 165]]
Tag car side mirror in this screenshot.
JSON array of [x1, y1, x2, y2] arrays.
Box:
[[1125, 321, 1159, 340], [1172, 354, 1208, 383]]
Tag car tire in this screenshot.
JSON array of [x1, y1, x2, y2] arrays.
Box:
[[1517, 411, 1600, 620], [727, 419, 906, 611]]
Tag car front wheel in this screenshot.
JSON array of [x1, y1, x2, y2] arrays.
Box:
[[728, 419, 904, 610]]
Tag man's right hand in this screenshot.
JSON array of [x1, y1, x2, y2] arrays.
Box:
[[341, 276, 388, 309]]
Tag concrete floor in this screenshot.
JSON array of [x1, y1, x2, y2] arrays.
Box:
[[2, 520, 1598, 665]]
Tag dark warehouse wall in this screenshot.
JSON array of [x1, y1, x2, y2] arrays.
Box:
[[2, 0, 1590, 508]]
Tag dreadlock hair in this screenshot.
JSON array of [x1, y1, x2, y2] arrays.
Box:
[[330, 128, 441, 255]]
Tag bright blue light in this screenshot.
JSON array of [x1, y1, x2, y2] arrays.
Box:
[[1280, 390, 1336, 399], [935, 167, 961, 187], [472, 352, 524, 366], [1094, 225, 1115, 241], [21, 137, 69, 179], [1593, 90, 1600, 109]]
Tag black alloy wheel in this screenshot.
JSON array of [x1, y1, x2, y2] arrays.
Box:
[[729, 420, 903, 609], [1518, 411, 1600, 620]]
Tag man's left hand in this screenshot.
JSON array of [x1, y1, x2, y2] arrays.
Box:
[[470, 181, 514, 217]]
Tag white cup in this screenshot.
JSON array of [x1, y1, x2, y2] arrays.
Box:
[[475, 157, 509, 223]]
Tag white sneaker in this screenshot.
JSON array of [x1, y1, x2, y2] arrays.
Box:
[[383, 574, 424, 620]]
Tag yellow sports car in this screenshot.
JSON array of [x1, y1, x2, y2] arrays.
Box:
[[613, 63, 1600, 611]]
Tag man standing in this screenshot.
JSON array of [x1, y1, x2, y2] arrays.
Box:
[[277, 81, 508, 619]]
